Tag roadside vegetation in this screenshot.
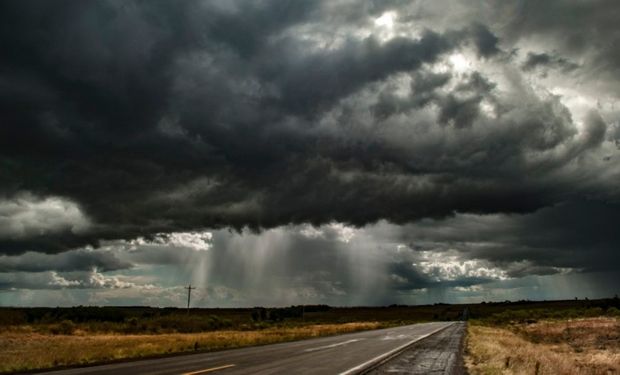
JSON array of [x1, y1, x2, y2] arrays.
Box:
[[0, 304, 462, 336], [465, 298, 620, 375]]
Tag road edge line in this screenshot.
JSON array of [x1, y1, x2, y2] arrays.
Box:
[[337, 322, 456, 375]]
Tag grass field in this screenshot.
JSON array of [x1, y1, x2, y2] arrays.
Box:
[[466, 315, 620, 374]]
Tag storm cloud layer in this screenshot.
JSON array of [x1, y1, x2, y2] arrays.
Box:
[[1, 0, 619, 305]]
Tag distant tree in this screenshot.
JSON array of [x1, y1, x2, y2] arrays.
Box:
[[251, 308, 267, 322]]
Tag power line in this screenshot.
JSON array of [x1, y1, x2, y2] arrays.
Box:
[[184, 284, 196, 314]]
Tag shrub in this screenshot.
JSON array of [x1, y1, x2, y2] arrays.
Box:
[[607, 307, 620, 317], [585, 307, 604, 317], [51, 320, 76, 335], [123, 317, 140, 333], [0, 309, 27, 326]]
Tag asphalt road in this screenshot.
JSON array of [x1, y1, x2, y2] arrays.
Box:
[[364, 322, 466, 375], [41, 321, 459, 375]]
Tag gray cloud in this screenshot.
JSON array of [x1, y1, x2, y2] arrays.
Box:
[[0, 249, 132, 273], [0, 269, 146, 290], [469, 23, 501, 58]]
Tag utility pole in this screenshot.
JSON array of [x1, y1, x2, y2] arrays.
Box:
[[185, 284, 196, 314]]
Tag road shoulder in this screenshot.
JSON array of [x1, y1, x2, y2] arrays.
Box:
[[363, 322, 466, 375]]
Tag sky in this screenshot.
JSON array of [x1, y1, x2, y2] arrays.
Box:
[[1, 0, 619, 307]]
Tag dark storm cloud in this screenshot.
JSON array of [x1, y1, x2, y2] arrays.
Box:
[[395, 200, 620, 277], [258, 30, 458, 116], [609, 122, 620, 147], [469, 23, 500, 58], [499, 0, 620, 55], [0, 0, 618, 261], [521, 52, 579, 73], [496, 0, 620, 93]]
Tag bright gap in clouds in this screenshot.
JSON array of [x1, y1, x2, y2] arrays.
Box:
[[374, 11, 395, 28], [449, 53, 471, 73], [373, 11, 397, 41]]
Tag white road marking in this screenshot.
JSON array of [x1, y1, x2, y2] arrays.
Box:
[[303, 339, 365, 352], [181, 364, 235, 375], [380, 333, 408, 340], [337, 323, 453, 375]]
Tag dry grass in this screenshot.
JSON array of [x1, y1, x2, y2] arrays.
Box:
[[0, 322, 382, 373], [466, 317, 620, 375]]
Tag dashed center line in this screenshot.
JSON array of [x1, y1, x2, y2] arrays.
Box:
[[380, 334, 408, 340], [304, 338, 365, 352], [181, 364, 236, 375]]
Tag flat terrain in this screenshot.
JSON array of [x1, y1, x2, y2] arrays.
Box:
[[2, 298, 618, 373], [41, 322, 456, 375]]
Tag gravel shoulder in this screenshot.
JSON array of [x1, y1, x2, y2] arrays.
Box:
[[364, 322, 466, 375]]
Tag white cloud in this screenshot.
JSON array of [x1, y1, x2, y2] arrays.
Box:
[[128, 231, 213, 251], [299, 225, 325, 239], [373, 11, 398, 41], [298, 223, 357, 243], [374, 11, 396, 28], [454, 285, 483, 292], [48, 272, 81, 288], [0, 193, 90, 238], [46, 269, 155, 290], [417, 250, 508, 282], [329, 223, 357, 243], [86, 270, 139, 289]]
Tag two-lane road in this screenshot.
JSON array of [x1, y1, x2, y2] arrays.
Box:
[[42, 322, 457, 375]]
